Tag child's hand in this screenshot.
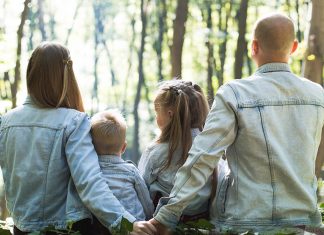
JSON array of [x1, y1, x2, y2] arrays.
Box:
[[148, 218, 171, 235], [130, 221, 157, 235]]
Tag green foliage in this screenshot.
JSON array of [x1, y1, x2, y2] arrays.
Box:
[[0, 228, 11, 235], [111, 217, 133, 235], [174, 219, 214, 235], [28, 225, 81, 235]]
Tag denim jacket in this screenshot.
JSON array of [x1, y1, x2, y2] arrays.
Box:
[[138, 129, 211, 215], [0, 97, 136, 232], [154, 63, 324, 232], [98, 155, 154, 220]]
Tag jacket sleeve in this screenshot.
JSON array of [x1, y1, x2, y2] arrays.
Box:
[[65, 113, 136, 229], [154, 84, 238, 228], [133, 167, 155, 220], [138, 146, 158, 187]]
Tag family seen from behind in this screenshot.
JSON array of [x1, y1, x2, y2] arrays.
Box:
[[0, 12, 324, 235]]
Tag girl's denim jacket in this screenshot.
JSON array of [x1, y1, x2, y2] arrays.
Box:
[[0, 97, 136, 232], [98, 155, 154, 221], [138, 129, 212, 216], [154, 63, 324, 232]]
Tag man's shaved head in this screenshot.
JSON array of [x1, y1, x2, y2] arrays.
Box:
[[253, 13, 295, 56]]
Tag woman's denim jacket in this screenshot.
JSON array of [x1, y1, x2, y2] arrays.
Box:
[[0, 97, 136, 232], [154, 63, 324, 232], [138, 129, 212, 216], [98, 155, 154, 221]]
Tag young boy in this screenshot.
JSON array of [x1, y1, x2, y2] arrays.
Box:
[[90, 109, 154, 222], [149, 13, 324, 233]]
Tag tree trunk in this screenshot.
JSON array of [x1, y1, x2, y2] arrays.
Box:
[[133, 0, 148, 162], [11, 0, 31, 108], [217, 0, 233, 87], [91, 2, 101, 114], [170, 0, 188, 78], [28, 7, 36, 51], [37, 0, 47, 41], [302, 0, 324, 178], [203, 2, 215, 106], [156, 0, 167, 82], [234, 0, 248, 80], [122, 15, 136, 113], [65, 0, 83, 45]]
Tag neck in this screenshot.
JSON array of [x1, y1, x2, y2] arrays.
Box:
[[99, 152, 121, 157], [255, 54, 289, 67]]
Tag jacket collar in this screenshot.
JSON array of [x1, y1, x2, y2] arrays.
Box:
[[256, 63, 291, 74], [98, 155, 124, 164]]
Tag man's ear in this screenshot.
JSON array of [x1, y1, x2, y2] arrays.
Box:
[[290, 40, 298, 54], [251, 39, 259, 56]]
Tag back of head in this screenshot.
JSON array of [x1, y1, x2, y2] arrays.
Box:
[[27, 42, 84, 111], [91, 109, 127, 155], [155, 80, 209, 167], [253, 13, 295, 57]]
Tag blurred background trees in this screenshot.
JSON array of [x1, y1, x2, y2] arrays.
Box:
[[0, 0, 324, 218]]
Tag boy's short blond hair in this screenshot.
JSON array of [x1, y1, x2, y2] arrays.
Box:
[[90, 109, 127, 155]]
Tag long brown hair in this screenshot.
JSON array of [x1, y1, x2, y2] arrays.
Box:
[[27, 42, 84, 112], [155, 80, 209, 169]]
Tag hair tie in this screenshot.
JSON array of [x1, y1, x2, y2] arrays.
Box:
[[63, 58, 73, 68]]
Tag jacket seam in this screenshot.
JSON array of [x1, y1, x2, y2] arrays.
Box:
[[42, 130, 58, 219], [258, 106, 276, 220]]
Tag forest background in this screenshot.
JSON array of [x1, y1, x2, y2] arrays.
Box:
[[0, 0, 324, 219]]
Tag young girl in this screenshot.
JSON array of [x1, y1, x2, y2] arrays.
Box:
[[0, 42, 155, 235], [138, 80, 212, 220]]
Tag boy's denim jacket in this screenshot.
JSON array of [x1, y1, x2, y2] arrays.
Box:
[[98, 155, 154, 220], [0, 97, 136, 232], [138, 129, 212, 216], [154, 63, 324, 232]]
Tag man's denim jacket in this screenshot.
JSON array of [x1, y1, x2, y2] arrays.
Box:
[[98, 155, 154, 220], [154, 63, 324, 232], [0, 97, 136, 232], [138, 129, 212, 216]]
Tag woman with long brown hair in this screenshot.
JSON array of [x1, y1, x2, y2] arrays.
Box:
[[0, 42, 155, 235]]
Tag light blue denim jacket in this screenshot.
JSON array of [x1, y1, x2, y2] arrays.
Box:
[[138, 129, 212, 215], [98, 155, 154, 220], [0, 97, 136, 232], [154, 63, 324, 232]]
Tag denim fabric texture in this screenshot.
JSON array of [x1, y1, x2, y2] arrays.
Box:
[[98, 155, 154, 221], [0, 97, 136, 232], [154, 63, 324, 232], [138, 129, 211, 216]]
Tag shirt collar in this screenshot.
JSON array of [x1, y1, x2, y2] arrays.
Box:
[[256, 63, 291, 74], [23, 95, 34, 105], [98, 154, 124, 164]]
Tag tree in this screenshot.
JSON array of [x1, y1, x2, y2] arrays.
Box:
[[170, 0, 188, 78], [65, 0, 84, 45], [133, 0, 149, 162], [302, 0, 324, 178], [155, 0, 167, 82], [201, 1, 216, 106], [11, 0, 31, 108], [37, 0, 47, 41], [234, 0, 248, 80], [216, 0, 233, 88]]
